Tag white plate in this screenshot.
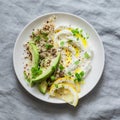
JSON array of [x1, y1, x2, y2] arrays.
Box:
[[13, 12, 105, 104]]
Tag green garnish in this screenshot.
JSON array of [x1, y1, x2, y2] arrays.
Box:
[[60, 41, 64, 46], [55, 84, 58, 88], [80, 71, 84, 77], [52, 66, 56, 71], [74, 60, 80, 65], [59, 64, 64, 71], [31, 67, 42, 78], [71, 28, 86, 40], [50, 75, 56, 81], [34, 36, 41, 42], [45, 44, 53, 49], [71, 28, 79, 36], [74, 71, 84, 82], [84, 52, 90, 59], [68, 72, 72, 75], [41, 32, 48, 40]]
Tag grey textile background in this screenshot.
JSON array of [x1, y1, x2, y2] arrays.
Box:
[[0, 0, 120, 120]]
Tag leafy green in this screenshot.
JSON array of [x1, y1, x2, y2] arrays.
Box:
[[84, 52, 90, 59], [59, 64, 64, 71], [74, 71, 84, 82], [31, 67, 42, 78], [45, 44, 53, 49]]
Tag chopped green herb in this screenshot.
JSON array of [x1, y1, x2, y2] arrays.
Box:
[[41, 32, 48, 36], [55, 84, 58, 88], [31, 67, 42, 78], [77, 38, 79, 41], [59, 64, 64, 71], [50, 75, 56, 81], [68, 72, 72, 75], [60, 41, 64, 46], [80, 71, 84, 77], [71, 28, 79, 36], [84, 52, 90, 59], [34, 36, 41, 41], [74, 60, 80, 65], [45, 44, 53, 49], [74, 71, 84, 82]]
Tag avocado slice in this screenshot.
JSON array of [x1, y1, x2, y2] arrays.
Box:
[[30, 53, 60, 85], [38, 80, 48, 94], [28, 42, 39, 68], [24, 42, 39, 85]]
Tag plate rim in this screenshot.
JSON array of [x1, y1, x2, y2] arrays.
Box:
[[13, 12, 105, 104]]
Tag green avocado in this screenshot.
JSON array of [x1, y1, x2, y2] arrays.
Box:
[[24, 42, 39, 85], [28, 42, 39, 68], [38, 80, 48, 94], [30, 53, 60, 85]]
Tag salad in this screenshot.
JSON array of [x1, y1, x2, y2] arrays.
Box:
[[23, 16, 93, 106]]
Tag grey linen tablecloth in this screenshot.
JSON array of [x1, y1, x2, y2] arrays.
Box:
[[0, 0, 120, 120]]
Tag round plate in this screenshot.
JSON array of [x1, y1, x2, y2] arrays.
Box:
[[13, 12, 105, 104]]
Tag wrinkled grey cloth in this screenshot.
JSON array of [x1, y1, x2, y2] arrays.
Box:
[[0, 0, 120, 120]]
